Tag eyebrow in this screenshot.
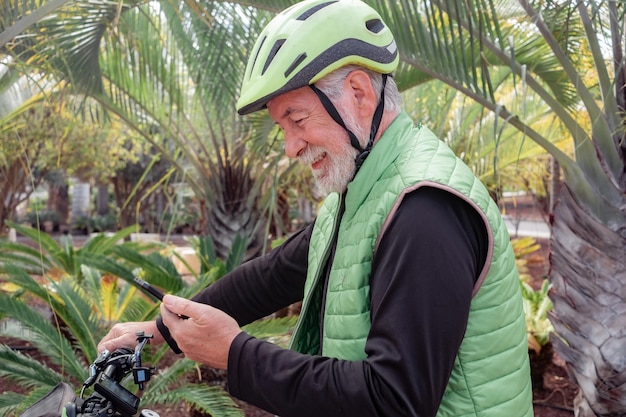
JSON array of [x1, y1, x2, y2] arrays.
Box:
[[280, 107, 296, 120]]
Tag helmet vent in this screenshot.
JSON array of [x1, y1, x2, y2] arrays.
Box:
[[262, 39, 286, 75], [284, 53, 307, 78], [365, 18, 385, 34], [296, 1, 336, 21], [249, 36, 266, 78]]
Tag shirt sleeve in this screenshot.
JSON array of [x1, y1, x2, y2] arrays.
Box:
[[155, 224, 312, 353], [227, 186, 488, 417], [188, 224, 312, 326]]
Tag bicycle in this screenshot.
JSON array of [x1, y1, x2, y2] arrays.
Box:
[[20, 331, 159, 417]]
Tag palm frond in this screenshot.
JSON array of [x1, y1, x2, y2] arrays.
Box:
[[81, 265, 144, 323], [1, 264, 64, 310], [108, 245, 186, 292], [82, 265, 116, 321], [140, 356, 243, 415], [0, 0, 74, 48], [141, 357, 197, 399], [0, 293, 86, 380], [0, 342, 64, 388], [0, 221, 60, 265], [76, 252, 137, 283], [119, 298, 160, 323], [7, 0, 148, 94], [51, 278, 102, 361], [0, 242, 54, 275], [80, 225, 136, 253], [160, 385, 243, 417], [0, 390, 24, 417], [243, 316, 297, 342], [160, 1, 269, 117]]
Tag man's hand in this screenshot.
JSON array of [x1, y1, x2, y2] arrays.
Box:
[[160, 294, 242, 370], [97, 321, 163, 352]]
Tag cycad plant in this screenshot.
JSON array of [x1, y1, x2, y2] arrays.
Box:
[[0, 265, 245, 417], [0, 225, 296, 416], [0, 224, 237, 416]]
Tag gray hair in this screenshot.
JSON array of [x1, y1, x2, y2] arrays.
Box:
[[314, 65, 402, 115]]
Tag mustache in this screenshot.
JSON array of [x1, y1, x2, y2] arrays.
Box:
[[299, 144, 326, 165]]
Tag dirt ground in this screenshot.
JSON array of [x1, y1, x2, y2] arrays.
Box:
[[525, 239, 577, 417], [502, 194, 577, 416]]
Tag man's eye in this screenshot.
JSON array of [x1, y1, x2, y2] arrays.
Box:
[[294, 118, 306, 125]]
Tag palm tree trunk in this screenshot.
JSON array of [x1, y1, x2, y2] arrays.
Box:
[[549, 184, 626, 416], [549, 157, 561, 213], [55, 182, 70, 228], [96, 183, 109, 216]]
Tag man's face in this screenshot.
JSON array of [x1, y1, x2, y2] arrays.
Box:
[[267, 86, 363, 195]]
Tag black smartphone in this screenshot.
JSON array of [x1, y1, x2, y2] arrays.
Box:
[[133, 276, 164, 301], [132, 276, 188, 319]]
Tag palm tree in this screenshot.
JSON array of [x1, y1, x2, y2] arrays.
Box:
[[5, 0, 625, 415], [402, 78, 570, 201], [0, 55, 52, 234], [1, 0, 298, 259], [371, 1, 624, 416]]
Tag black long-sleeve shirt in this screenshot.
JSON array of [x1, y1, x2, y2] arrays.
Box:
[[186, 186, 488, 417]]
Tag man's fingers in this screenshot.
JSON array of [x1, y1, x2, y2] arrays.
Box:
[[98, 339, 115, 353], [97, 333, 128, 352], [159, 302, 180, 323], [162, 294, 198, 319], [97, 326, 122, 352], [97, 321, 161, 353]]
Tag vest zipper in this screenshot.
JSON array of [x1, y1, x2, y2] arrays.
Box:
[[290, 192, 346, 353]]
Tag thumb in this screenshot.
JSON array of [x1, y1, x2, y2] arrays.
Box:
[[162, 294, 195, 318]]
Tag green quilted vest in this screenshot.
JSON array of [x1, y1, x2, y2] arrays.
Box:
[[290, 112, 533, 416]]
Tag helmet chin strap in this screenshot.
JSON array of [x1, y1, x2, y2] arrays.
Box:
[[309, 74, 388, 175]]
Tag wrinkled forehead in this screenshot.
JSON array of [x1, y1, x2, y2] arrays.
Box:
[[267, 86, 320, 116]]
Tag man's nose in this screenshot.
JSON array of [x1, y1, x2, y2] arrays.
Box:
[[284, 132, 306, 159]]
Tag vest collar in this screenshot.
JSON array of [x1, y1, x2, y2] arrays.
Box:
[[345, 112, 416, 210]]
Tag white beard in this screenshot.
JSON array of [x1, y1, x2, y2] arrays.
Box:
[[299, 112, 369, 195]]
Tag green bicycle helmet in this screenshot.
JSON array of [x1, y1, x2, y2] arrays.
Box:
[[236, 0, 399, 115]]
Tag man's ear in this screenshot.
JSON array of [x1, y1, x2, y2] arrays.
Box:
[[345, 70, 377, 117]]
